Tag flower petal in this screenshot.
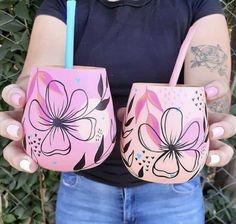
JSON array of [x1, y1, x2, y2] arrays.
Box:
[[153, 152, 180, 179], [62, 89, 89, 121], [45, 80, 69, 118], [66, 117, 96, 141], [161, 108, 183, 145], [29, 100, 52, 131], [41, 127, 71, 156], [138, 124, 164, 153], [178, 121, 200, 150], [178, 150, 200, 173]]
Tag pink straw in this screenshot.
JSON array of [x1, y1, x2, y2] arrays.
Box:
[[169, 25, 197, 86]]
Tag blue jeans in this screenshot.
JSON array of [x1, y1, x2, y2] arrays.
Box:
[[56, 172, 205, 224]]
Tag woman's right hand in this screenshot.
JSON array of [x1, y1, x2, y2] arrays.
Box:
[[1, 79, 38, 173], [0, 14, 67, 173]]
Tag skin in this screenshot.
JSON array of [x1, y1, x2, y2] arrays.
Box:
[[184, 14, 235, 167], [0, 14, 235, 173]]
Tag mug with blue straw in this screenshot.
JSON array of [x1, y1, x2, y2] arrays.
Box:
[[22, 0, 117, 172]]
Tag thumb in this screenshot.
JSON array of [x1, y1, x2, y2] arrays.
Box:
[[1, 76, 29, 109], [1, 84, 26, 109], [117, 107, 126, 122]]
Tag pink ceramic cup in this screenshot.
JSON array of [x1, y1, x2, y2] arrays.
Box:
[[120, 83, 209, 184], [22, 66, 116, 172]]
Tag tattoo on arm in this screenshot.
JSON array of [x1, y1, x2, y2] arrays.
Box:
[[191, 44, 228, 76], [208, 95, 231, 113]]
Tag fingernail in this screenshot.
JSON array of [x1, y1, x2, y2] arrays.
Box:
[[20, 160, 32, 172], [205, 86, 218, 99], [212, 127, 224, 139], [11, 93, 21, 106], [6, 125, 19, 138], [209, 154, 220, 165]]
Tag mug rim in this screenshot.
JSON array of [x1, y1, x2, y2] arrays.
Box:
[[132, 82, 204, 89], [32, 65, 106, 71]]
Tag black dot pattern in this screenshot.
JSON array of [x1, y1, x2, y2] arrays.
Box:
[[95, 128, 103, 142], [192, 91, 205, 111], [134, 151, 156, 173], [27, 134, 43, 157]]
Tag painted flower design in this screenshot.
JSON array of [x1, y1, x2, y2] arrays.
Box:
[[138, 107, 205, 179], [28, 80, 96, 156]]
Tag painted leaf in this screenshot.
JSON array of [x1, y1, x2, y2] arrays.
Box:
[[127, 151, 134, 167], [205, 105, 208, 119], [122, 151, 134, 167], [204, 132, 209, 143], [122, 156, 130, 168], [123, 140, 132, 153], [128, 95, 135, 114], [147, 89, 163, 112], [98, 75, 104, 98], [122, 129, 133, 138], [138, 166, 144, 178], [106, 75, 109, 89], [96, 98, 110, 111], [110, 119, 117, 144], [125, 117, 134, 127], [112, 135, 116, 144], [147, 113, 161, 146], [27, 73, 38, 100], [73, 153, 86, 170], [38, 71, 62, 94], [203, 117, 206, 133], [95, 135, 104, 163], [135, 93, 147, 122]]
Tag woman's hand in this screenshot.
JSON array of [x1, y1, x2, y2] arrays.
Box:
[[1, 15, 67, 173], [117, 80, 236, 168], [204, 80, 235, 167], [1, 79, 39, 173]]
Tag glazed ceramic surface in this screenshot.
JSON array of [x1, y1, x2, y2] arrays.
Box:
[[22, 66, 116, 171], [120, 83, 209, 184]]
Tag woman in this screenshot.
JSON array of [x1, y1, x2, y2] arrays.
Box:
[[1, 0, 235, 223]]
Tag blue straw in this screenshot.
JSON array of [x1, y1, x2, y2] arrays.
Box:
[[65, 0, 76, 69]]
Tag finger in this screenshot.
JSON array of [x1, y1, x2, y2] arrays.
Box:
[[0, 111, 24, 141], [1, 84, 26, 109], [204, 80, 229, 102], [208, 110, 227, 124], [208, 112, 236, 140], [3, 141, 38, 173], [0, 110, 23, 122], [206, 140, 234, 167], [117, 107, 126, 122]]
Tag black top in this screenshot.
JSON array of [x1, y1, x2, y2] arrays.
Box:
[[37, 0, 223, 187]]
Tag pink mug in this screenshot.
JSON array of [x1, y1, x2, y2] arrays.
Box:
[[22, 66, 116, 172], [120, 83, 209, 183]]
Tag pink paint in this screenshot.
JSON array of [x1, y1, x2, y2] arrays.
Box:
[[22, 66, 116, 172], [120, 84, 209, 184]]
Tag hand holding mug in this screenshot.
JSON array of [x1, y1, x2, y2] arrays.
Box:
[[1, 78, 39, 173], [204, 80, 235, 167]]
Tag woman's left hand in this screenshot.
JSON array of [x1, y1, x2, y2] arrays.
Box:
[[204, 80, 235, 167]]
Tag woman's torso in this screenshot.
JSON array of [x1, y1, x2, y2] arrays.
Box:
[[38, 0, 222, 187]]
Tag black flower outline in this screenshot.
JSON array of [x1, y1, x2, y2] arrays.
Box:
[[28, 80, 97, 156], [138, 107, 205, 179]]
